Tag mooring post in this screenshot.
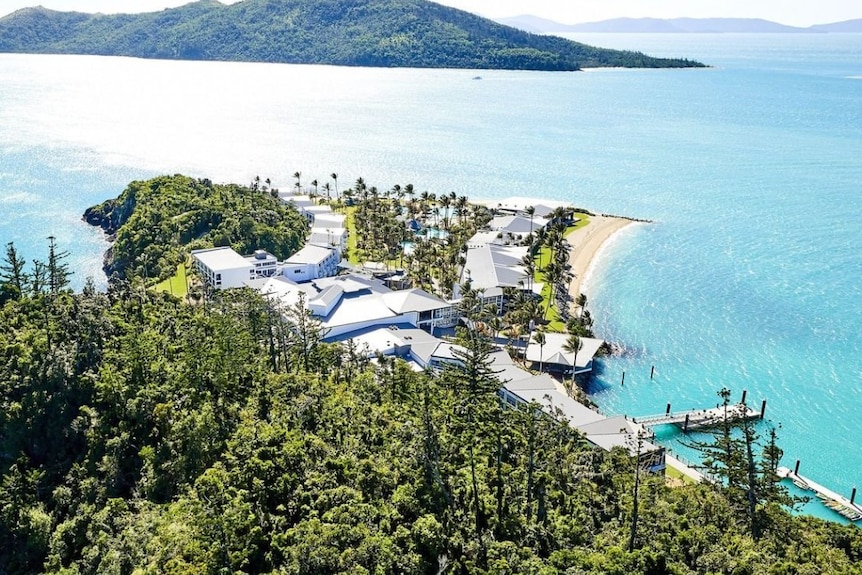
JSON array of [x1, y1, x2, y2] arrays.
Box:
[[851, 487, 857, 506], [666, 403, 671, 416], [741, 389, 747, 404], [650, 365, 655, 380], [794, 459, 800, 475], [683, 414, 690, 433], [621, 371, 625, 386], [760, 399, 767, 419]]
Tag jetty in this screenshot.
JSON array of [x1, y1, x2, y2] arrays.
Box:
[[777, 466, 862, 522], [632, 402, 762, 432]]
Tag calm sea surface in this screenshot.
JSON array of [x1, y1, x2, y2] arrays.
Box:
[[1, 34, 861, 521]]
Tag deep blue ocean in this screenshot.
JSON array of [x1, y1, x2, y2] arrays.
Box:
[[1, 33, 861, 522]]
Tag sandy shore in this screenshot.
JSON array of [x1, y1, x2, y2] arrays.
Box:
[[565, 214, 636, 305]]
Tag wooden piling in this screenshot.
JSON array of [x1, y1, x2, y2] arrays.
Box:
[[760, 400, 767, 419]]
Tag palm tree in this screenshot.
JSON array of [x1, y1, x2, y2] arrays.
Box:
[[331, 173, 339, 199], [521, 254, 535, 292], [532, 328, 547, 372], [562, 332, 582, 396], [526, 205, 536, 243], [311, 179, 319, 198], [322, 182, 332, 201], [293, 171, 302, 193], [576, 292, 588, 317]]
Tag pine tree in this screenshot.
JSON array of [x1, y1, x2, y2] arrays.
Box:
[[46, 236, 72, 294], [0, 242, 28, 297]]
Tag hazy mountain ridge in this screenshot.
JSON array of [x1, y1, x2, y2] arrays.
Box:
[[496, 15, 862, 34], [0, 0, 705, 70]]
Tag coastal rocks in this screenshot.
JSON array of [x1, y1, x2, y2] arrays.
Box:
[[82, 195, 136, 237], [82, 191, 139, 278]]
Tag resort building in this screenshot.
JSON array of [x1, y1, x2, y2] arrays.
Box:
[[488, 214, 539, 243], [380, 288, 459, 333], [192, 246, 287, 290], [525, 332, 605, 375], [308, 227, 348, 255], [280, 193, 314, 212], [282, 244, 340, 282], [191, 247, 256, 290], [462, 243, 536, 312], [248, 249, 278, 278], [327, 317, 661, 470]]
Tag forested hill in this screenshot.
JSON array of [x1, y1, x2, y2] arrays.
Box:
[[0, 0, 705, 70], [83, 174, 308, 282]]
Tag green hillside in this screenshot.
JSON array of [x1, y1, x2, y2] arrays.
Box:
[[0, 0, 705, 70], [83, 175, 308, 282]]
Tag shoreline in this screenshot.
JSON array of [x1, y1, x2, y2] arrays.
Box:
[[565, 214, 637, 305]]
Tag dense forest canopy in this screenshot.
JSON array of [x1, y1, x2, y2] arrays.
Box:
[[82, 174, 308, 282], [0, 236, 860, 572], [0, 0, 706, 70]]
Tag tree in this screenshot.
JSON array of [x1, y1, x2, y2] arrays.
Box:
[[562, 331, 581, 396], [532, 328, 546, 372], [1, 242, 28, 297], [283, 291, 328, 372], [443, 322, 505, 556], [46, 236, 72, 294]]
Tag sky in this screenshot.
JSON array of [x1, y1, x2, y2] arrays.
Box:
[[0, 0, 859, 27]]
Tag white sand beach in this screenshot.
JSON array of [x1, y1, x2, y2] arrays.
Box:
[[566, 214, 635, 305]]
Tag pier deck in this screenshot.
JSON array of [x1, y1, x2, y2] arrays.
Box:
[[777, 467, 862, 522], [633, 403, 760, 430]]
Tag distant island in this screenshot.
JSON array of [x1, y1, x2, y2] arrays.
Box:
[[496, 15, 862, 34], [0, 0, 706, 71]]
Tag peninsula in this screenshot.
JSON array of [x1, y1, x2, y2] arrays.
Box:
[[0, 0, 706, 70], [2, 172, 861, 572]]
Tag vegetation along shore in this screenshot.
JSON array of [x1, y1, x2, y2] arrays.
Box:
[[0, 0, 706, 71], [0, 172, 859, 573]]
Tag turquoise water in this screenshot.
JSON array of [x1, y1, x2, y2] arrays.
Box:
[[1, 34, 861, 521]]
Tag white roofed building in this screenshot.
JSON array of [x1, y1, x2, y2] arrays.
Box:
[[191, 247, 255, 290], [525, 332, 605, 375], [462, 244, 534, 313], [381, 288, 458, 333], [308, 227, 348, 255], [282, 244, 340, 282]]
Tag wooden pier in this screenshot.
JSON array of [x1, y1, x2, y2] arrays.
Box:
[[777, 466, 862, 522], [632, 402, 762, 431]]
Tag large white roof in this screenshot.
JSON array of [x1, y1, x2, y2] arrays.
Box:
[[489, 215, 538, 235], [286, 244, 336, 265], [505, 386, 606, 428], [464, 244, 530, 291], [191, 247, 252, 271], [382, 288, 450, 314], [525, 333, 604, 369]]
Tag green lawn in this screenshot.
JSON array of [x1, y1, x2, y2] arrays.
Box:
[[154, 263, 188, 298], [345, 206, 360, 265], [665, 463, 697, 485], [533, 215, 591, 333]]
